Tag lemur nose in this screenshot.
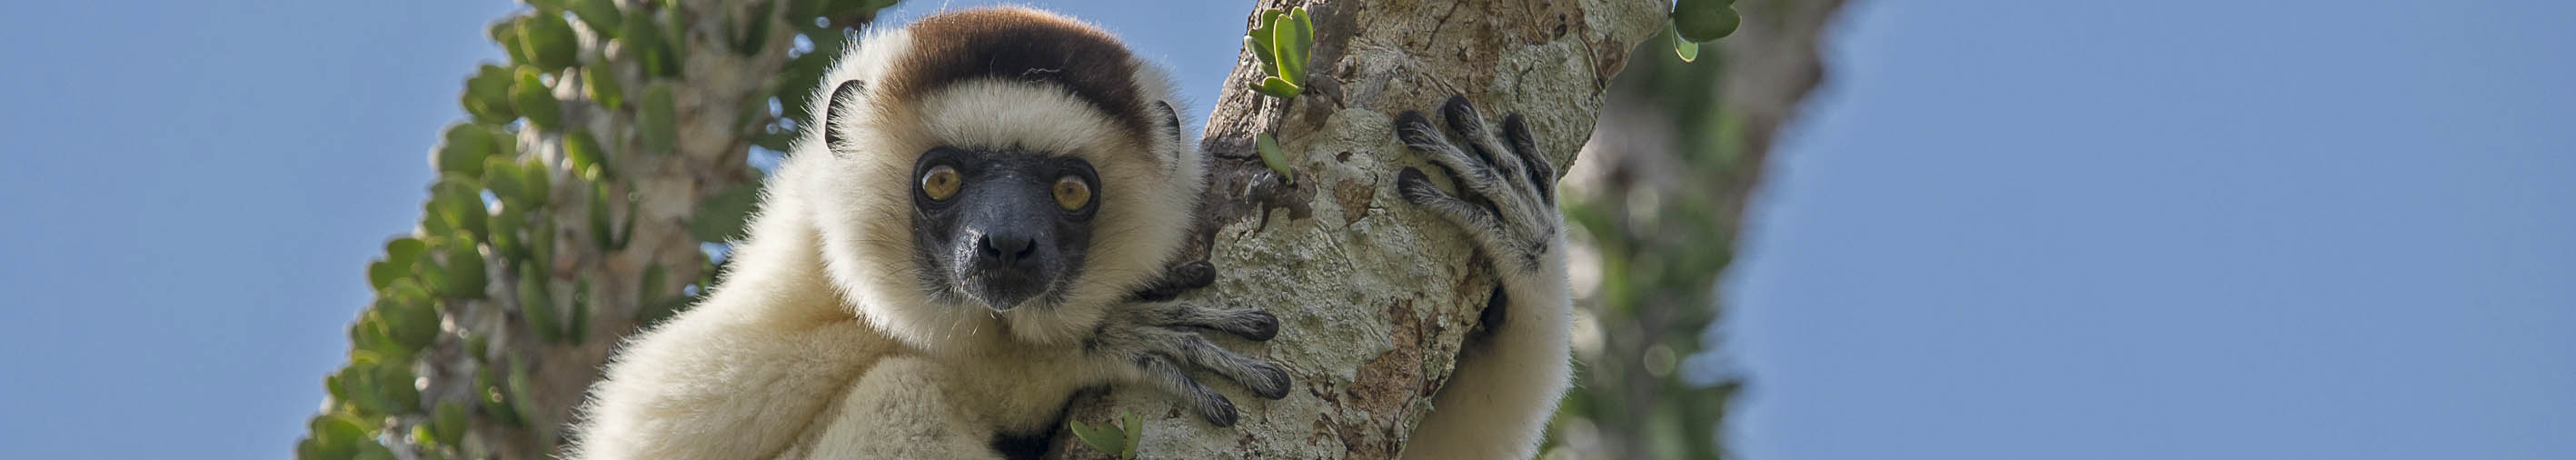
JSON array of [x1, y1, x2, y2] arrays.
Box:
[[978, 233, 1037, 263]]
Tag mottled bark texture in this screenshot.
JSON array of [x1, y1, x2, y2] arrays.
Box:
[[1046, 1, 1668, 458]]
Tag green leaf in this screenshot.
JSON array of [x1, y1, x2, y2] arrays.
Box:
[[333, 358, 389, 413], [512, 67, 562, 130], [1673, 26, 1701, 62], [586, 173, 616, 251], [374, 359, 422, 414], [1249, 9, 1282, 45], [431, 178, 488, 244], [570, 0, 623, 40], [474, 369, 521, 427], [583, 66, 624, 110], [1671, 4, 1740, 43], [463, 65, 520, 124], [366, 262, 401, 292], [565, 127, 613, 176], [1242, 35, 1275, 73], [386, 237, 426, 269], [492, 17, 531, 65], [659, 8, 692, 75], [377, 287, 440, 350], [307, 414, 369, 460], [620, 9, 677, 78], [1250, 76, 1302, 99], [518, 11, 581, 71], [442, 240, 487, 298], [483, 156, 530, 206], [1119, 411, 1144, 459], [432, 402, 467, 448], [1291, 6, 1314, 40], [487, 202, 525, 263], [529, 218, 558, 277], [436, 124, 500, 177], [639, 83, 679, 154], [518, 265, 562, 344], [521, 157, 552, 207], [352, 443, 396, 460], [1269, 10, 1309, 85], [690, 181, 763, 243], [617, 186, 642, 249], [369, 238, 422, 290], [634, 264, 674, 320], [1257, 133, 1294, 185], [1069, 418, 1127, 459]]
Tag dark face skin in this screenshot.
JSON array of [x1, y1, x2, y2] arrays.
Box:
[[910, 146, 1100, 311]]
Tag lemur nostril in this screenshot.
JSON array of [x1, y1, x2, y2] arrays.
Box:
[[978, 232, 1036, 264]]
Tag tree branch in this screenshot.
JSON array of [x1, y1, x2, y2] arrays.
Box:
[[1049, 1, 1668, 458]]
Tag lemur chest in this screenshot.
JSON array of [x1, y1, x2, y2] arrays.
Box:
[[930, 345, 1112, 434]]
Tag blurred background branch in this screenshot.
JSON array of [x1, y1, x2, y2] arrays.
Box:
[[296, 1, 898, 459], [1552, 1, 1843, 459]]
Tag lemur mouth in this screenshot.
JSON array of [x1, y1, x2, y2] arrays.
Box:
[[957, 271, 1049, 312]]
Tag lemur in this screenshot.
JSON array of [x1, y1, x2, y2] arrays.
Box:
[[570, 6, 1579, 460], [570, 8, 1289, 459]]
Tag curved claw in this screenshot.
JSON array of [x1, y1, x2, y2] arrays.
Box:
[[1246, 361, 1293, 400], [1236, 311, 1280, 342]]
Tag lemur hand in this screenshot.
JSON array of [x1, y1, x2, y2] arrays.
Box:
[[1394, 95, 1562, 285], [1088, 296, 1289, 426]]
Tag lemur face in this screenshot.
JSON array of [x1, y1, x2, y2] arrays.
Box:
[[908, 146, 1101, 311], [807, 6, 1201, 345]]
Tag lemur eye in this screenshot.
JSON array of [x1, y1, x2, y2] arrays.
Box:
[[921, 165, 961, 200], [1052, 175, 1091, 211]]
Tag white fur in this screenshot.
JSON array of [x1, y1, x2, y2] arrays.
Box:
[[570, 7, 1201, 459], [1396, 239, 1575, 460]]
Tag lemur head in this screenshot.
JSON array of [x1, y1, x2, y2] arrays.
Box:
[[791, 7, 1201, 347]]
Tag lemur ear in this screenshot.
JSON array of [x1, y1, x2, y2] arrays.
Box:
[[822, 80, 867, 156], [1150, 101, 1186, 169]]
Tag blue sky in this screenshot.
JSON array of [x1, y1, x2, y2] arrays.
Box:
[[0, 1, 2566, 459]]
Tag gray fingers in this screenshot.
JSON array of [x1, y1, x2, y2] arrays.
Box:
[[1392, 95, 1563, 273], [1135, 352, 1237, 426], [1094, 301, 1292, 427], [1499, 114, 1557, 206]]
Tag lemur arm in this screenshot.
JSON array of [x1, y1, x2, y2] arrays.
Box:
[[1389, 95, 1578, 460], [572, 295, 885, 460], [800, 356, 1006, 459]]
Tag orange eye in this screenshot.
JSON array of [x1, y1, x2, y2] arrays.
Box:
[[921, 165, 961, 200], [1052, 175, 1092, 210]]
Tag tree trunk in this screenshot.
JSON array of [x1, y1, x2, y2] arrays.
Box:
[[1555, 1, 1845, 458], [1047, 1, 1668, 458]]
